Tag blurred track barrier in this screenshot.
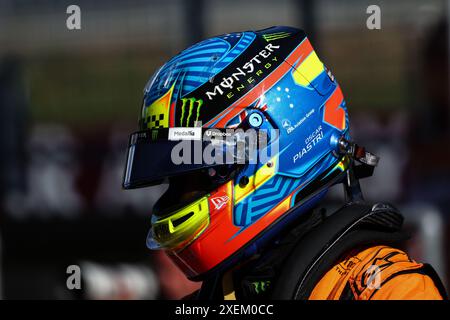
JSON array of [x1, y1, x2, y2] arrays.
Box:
[[80, 261, 159, 300], [402, 203, 447, 290]]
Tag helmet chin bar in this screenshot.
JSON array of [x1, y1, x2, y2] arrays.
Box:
[[337, 137, 380, 203]]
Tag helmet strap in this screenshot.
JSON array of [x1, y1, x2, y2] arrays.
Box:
[[344, 164, 364, 202]]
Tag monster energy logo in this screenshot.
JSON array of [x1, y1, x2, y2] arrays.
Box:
[[252, 280, 271, 294], [179, 97, 203, 126], [262, 32, 290, 42], [151, 129, 158, 140]]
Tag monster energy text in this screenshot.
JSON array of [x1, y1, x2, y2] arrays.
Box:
[[205, 43, 281, 101]]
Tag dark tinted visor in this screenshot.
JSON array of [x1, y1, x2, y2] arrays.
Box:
[[123, 128, 273, 189]]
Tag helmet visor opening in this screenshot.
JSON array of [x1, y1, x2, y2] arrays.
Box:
[[152, 165, 239, 218]]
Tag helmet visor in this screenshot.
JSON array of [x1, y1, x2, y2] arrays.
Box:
[[123, 128, 272, 189]]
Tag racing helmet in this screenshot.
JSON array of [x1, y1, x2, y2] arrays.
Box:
[[123, 26, 374, 280]]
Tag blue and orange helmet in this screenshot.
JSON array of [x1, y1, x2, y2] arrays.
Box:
[[123, 26, 355, 280]]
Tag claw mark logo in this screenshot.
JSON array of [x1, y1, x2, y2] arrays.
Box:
[[262, 32, 291, 42], [151, 129, 158, 141], [252, 280, 271, 294], [366, 5, 381, 30], [281, 119, 291, 129], [179, 97, 203, 126]]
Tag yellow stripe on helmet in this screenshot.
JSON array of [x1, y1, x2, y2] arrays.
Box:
[[292, 51, 324, 87], [234, 157, 278, 204]]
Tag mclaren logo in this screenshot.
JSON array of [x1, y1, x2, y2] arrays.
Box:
[[179, 97, 203, 126]]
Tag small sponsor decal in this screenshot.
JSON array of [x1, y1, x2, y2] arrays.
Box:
[[281, 119, 291, 129], [168, 127, 202, 141], [209, 195, 230, 210], [284, 108, 315, 134], [204, 129, 233, 138]]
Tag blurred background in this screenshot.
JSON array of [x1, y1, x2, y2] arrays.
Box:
[[0, 0, 449, 299]]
